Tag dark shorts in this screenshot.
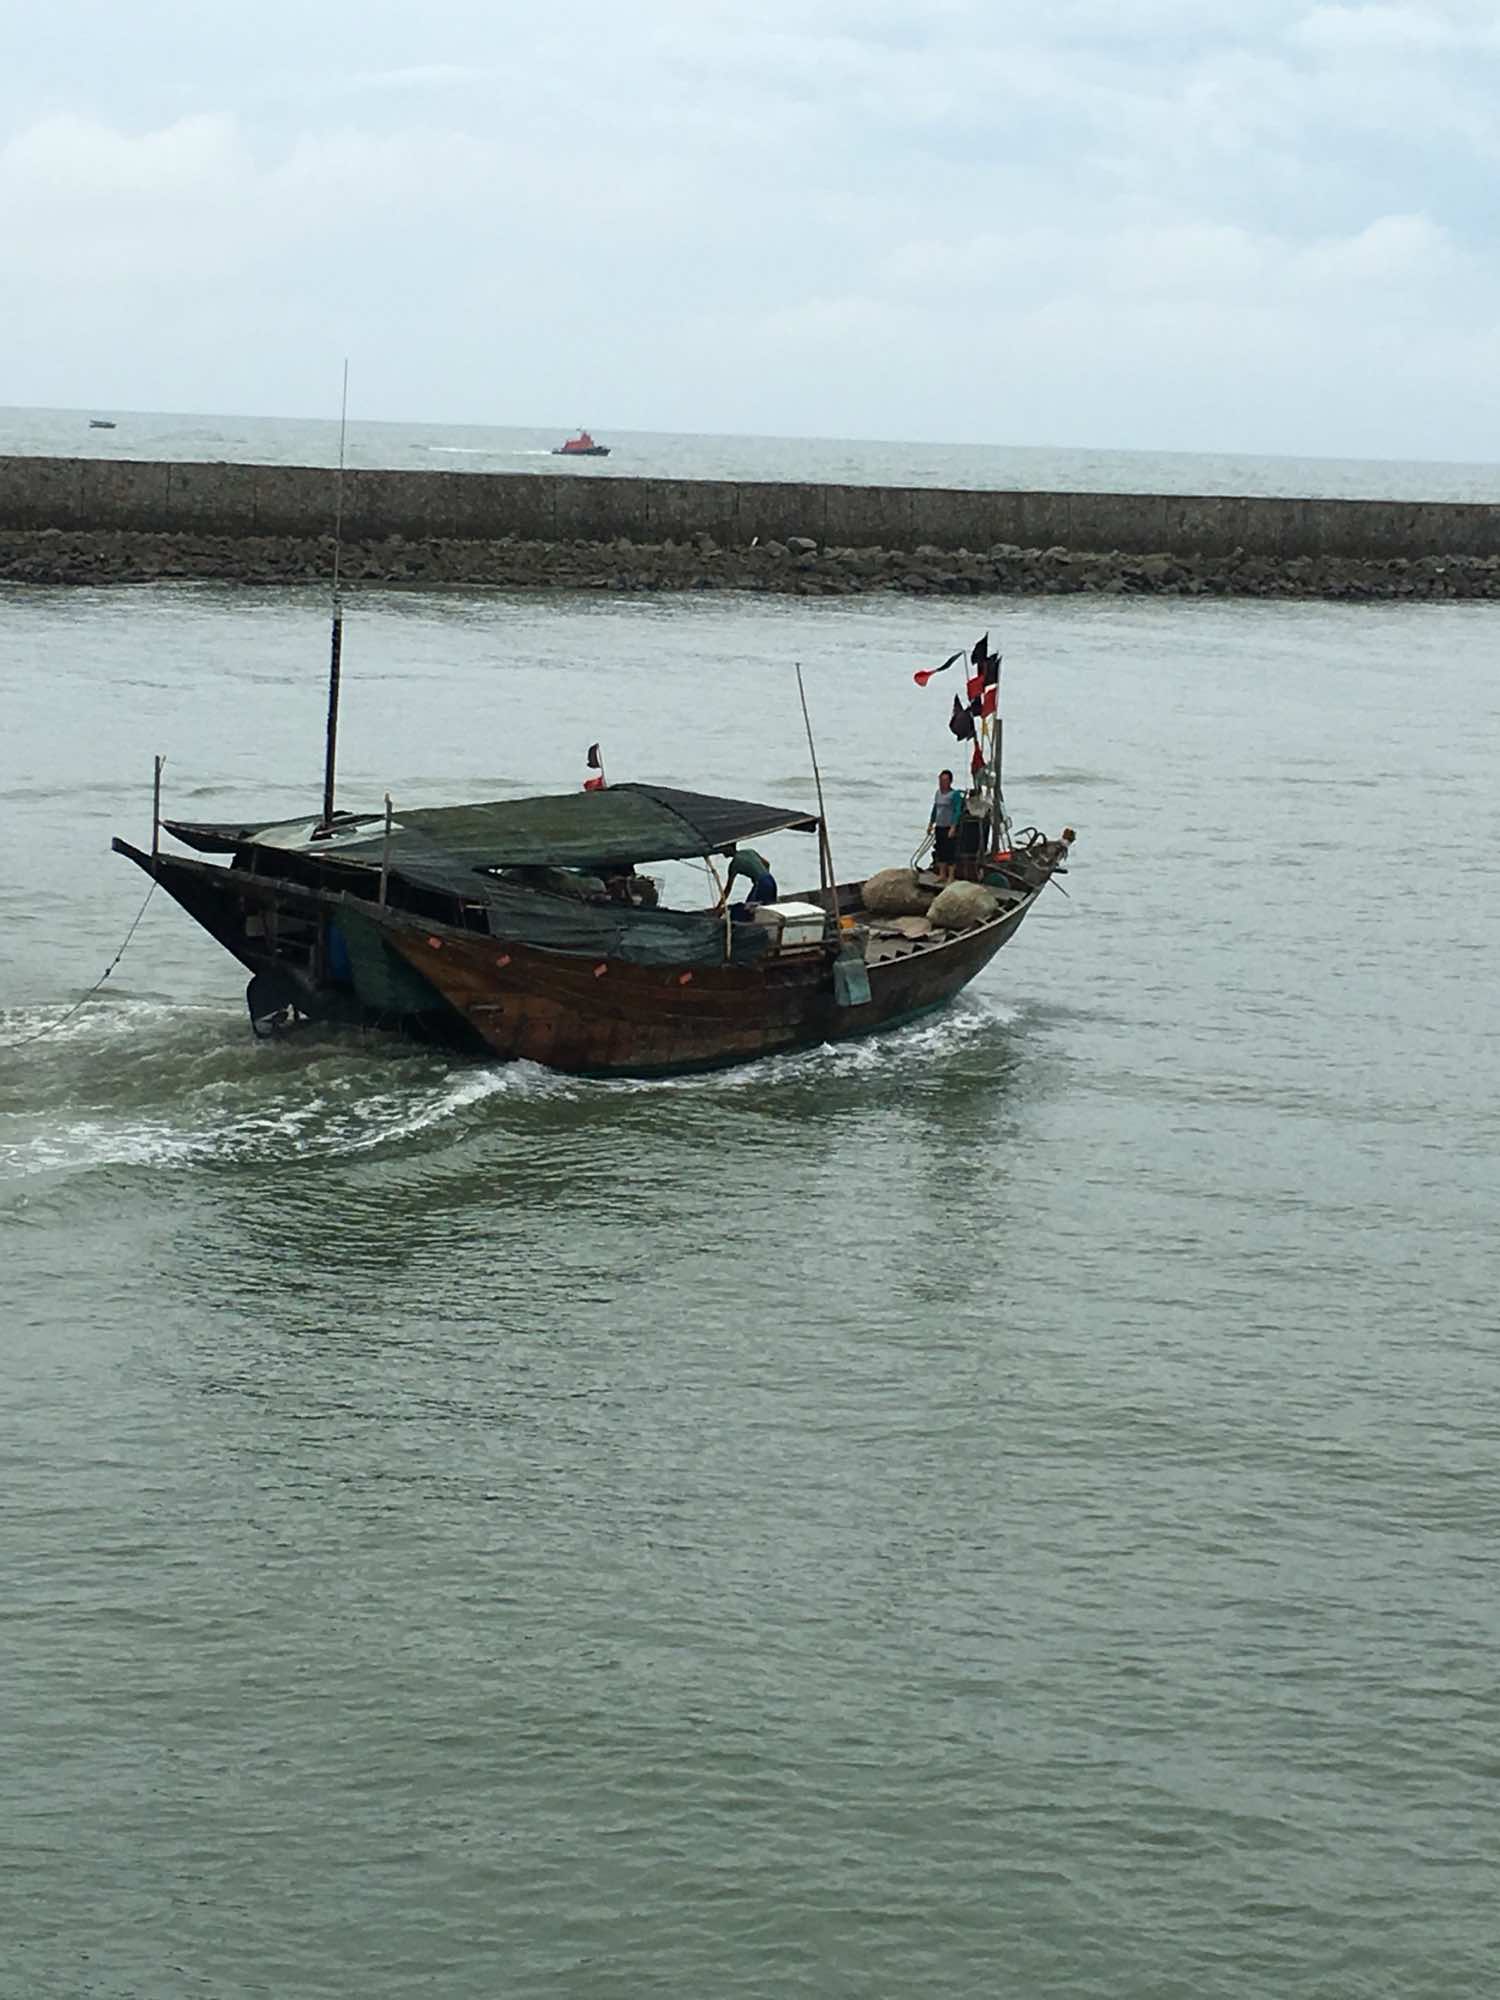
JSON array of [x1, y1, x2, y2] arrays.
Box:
[[933, 825, 957, 864], [744, 871, 778, 906]]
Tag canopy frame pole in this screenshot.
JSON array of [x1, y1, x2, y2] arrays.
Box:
[[705, 852, 732, 961], [379, 792, 393, 907], [150, 754, 164, 874]]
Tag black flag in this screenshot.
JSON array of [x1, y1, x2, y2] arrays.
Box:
[[586, 743, 602, 769], [948, 695, 976, 741]]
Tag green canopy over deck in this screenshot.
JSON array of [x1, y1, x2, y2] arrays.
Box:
[[162, 781, 818, 874]]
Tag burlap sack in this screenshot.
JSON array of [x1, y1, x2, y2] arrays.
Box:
[[927, 881, 1000, 931], [860, 868, 934, 917]]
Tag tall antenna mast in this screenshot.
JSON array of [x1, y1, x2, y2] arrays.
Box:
[[795, 663, 839, 931], [991, 683, 1009, 853], [316, 359, 350, 836]]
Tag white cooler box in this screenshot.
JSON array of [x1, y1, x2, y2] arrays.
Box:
[[752, 900, 827, 949]]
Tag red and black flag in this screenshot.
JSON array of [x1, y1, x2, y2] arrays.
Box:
[[583, 742, 606, 792], [966, 636, 1001, 710], [914, 650, 962, 688], [980, 653, 1001, 718]]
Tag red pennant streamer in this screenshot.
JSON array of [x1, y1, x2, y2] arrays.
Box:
[[914, 650, 962, 688]]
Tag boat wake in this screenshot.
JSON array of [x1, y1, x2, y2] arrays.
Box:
[[611, 989, 1021, 1099], [423, 445, 556, 460], [0, 997, 543, 1181], [0, 989, 1021, 1183]]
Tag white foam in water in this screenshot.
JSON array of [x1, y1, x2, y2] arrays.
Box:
[[0, 994, 225, 1054], [1, 1051, 557, 1180], [0, 990, 1018, 1181], [596, 989, 1020, 1097]]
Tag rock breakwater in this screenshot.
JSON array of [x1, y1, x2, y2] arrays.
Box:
[[5, 526, 1500, 601]]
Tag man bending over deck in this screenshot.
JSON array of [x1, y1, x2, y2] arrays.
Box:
[[718, 845, 778, 920]]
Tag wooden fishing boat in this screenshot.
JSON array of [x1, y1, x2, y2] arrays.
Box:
[[111, 785, 1072, 1076]]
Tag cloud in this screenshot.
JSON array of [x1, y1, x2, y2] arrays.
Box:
[[1291, 4, 1463, 52], [2, 2, 1500, 455], [4, 112, 244, 199], [344, 64, 490, 92], [881, 211, 1463, 307]]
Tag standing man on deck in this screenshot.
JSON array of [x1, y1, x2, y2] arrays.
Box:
[[928, 768, 963, 883], [718, 844, 778, 919]]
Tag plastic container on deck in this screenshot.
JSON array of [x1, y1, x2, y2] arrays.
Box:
[[752, 901, 827, 949]]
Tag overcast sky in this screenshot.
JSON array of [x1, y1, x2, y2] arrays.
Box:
[[3, 1, 1497, 457]]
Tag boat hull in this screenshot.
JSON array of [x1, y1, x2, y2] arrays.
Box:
[[380, 901, 1034, 1076], [113, 839, 1042, 1075], [111, 841, 478, 1043]]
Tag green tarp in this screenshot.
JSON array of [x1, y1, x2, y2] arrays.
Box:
[[164, 782, 817, 873], [159, 782, 812, 967]]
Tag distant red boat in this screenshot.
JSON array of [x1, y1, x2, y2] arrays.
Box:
[[552, 430, 610, 457]]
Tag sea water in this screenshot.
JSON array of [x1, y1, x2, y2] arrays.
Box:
[[2, 582, 1497, 1998]]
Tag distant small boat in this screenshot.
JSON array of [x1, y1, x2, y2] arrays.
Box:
[[88, 419, 117, 430], [552, 429, 609, 457]]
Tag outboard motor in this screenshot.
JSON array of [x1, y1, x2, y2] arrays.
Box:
[[246, 968, 313, 1040]]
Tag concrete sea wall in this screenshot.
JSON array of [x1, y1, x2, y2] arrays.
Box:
[[4, 453, 1500, 556], [2, 455, 1499, 598]]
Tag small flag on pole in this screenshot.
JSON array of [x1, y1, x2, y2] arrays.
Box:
[[583, 742, 606, 791], [947, 696, 976, 742], [966, 636, 1000, 701], [981, 655, 1001, 717], [914, 650, 962, 688]]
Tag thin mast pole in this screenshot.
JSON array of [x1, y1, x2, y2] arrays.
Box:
[[318, 360, 350, 833], [151, 753, 164, 872], [989, 651, 1008, 858], [992, 708, 1007, 853], [795, 664, 838, 927]]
